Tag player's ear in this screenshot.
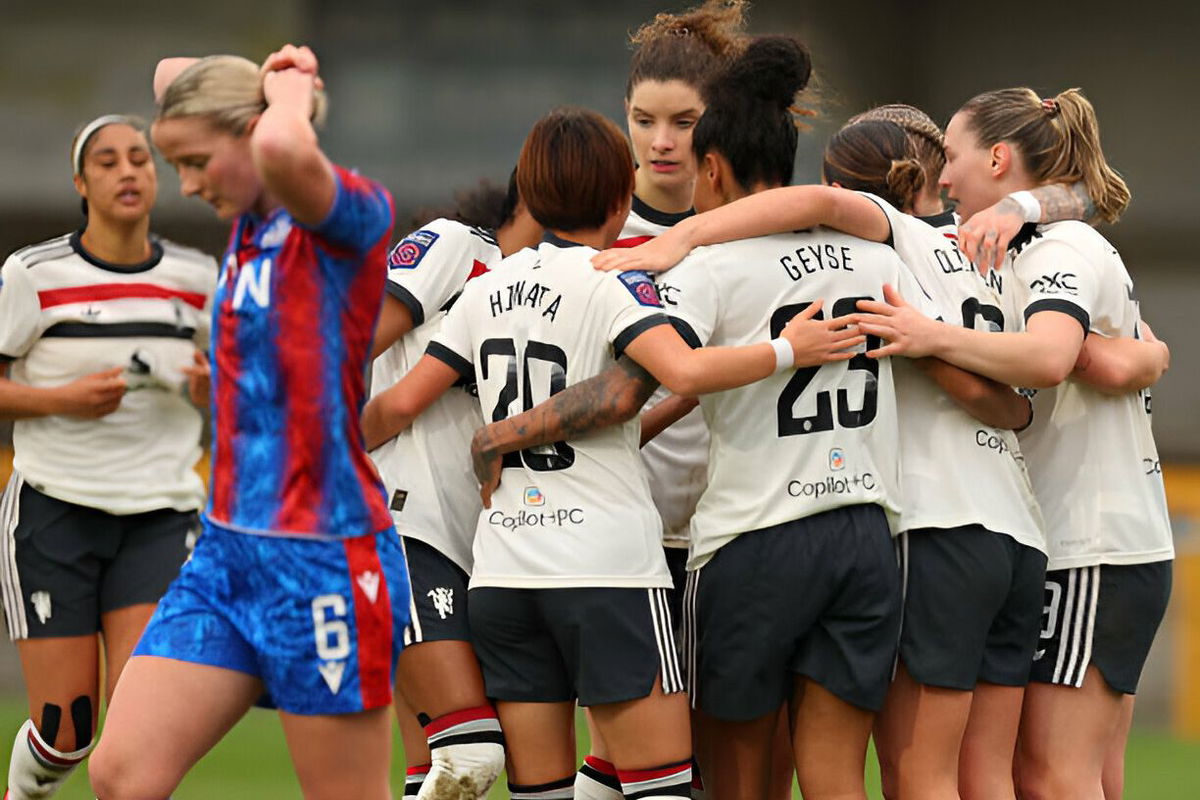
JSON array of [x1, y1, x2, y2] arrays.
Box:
[[990, 141, 1013, 179], [703, 152, 723, 197], [242, 114, 263, 137]]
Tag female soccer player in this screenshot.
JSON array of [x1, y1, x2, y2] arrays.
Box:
[[87, 46, 408, 800], [362, 105, 860, 800], [0, 115, 214, 800], [370, 173, 541, 800], [848, 88, 1173, 800]]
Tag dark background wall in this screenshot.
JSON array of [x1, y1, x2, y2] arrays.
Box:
[[1, 0, 1197, 453]]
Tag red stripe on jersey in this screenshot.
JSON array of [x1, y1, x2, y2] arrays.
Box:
[[467, 258, 490, 280], [26, 730, 85, 767], [942, 232, 958, 241], [612, 235, 654, 249], [273, 234, 323, 532], [423, 704, 500, 736], [210, 265, 241, 523], [344, 534, 393, 709], [38, 283, 207, 310]]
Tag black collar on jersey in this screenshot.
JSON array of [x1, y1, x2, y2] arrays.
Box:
[[917, 209, 957, 230], [542, 231, 587, 249], [631, 195, 694, 228], [1008, 222, 1043, 256], [70, 229, 163, 273]]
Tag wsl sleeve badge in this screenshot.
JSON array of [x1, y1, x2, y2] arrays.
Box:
[[388, 229, 440, 270], [617, 270, 663, 307]]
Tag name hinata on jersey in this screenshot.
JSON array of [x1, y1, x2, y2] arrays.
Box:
[[489, 280, 563, 321]]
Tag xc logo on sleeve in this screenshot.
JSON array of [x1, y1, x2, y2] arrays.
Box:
[[1029, 272, 1078, 295]]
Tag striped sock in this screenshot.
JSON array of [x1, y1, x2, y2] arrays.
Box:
[[619, 759, 692, 800], [508, 775, 575, 799], [576, 755, 623, 799], [419, 706, 504, 799], [404, 764, 430, 797], [690, 755, 705, 799]]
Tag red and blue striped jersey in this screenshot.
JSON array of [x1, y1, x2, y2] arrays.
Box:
[[206, 165, 395, 539]]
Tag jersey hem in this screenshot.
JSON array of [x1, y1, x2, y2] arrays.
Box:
[[201, 513, 396, 542], [468, 576, 672, 590], [17, 471, 203, 517], [392, 526, 473, 574], [1046, 549, 1176, 572], [899, 516, 1045, 555]]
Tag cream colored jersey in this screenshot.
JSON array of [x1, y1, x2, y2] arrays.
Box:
[[659, 229, 931, 570], [862, 195, 1044, 552], [616, 196, 706, 548], [0, 232, 215, 514], [430, 235, 673, 589], [369, 219, 501, 572], [1004, 221, 1172, 570]]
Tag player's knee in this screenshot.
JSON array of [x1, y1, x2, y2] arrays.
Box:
[[88, 739, 172, 800]]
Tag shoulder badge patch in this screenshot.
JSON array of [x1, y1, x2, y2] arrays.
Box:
[[389, 229, 440, 269], [616, 270, 662, 308]]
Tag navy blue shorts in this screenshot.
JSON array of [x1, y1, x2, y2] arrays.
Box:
[[134, 520, 409, 715]]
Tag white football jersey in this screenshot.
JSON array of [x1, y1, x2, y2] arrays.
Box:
[[863, 195, 1045, 552], [658, 229, 931, 570], [430, 235, 672, 589], [1004, 222, 1172, 570], [616, 196, 707, 548], [369, 219, 501, 572], [0, 232, 215, 514]]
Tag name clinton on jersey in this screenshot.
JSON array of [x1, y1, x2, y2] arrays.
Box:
[[488, 280, 563, 321]]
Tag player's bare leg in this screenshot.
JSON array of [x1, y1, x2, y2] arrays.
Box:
[[791, 676, 874, 800], [873, 663, 970, 800], [99, 604, 157, 701], [89, 656, 262, 799], [959, 682, 1023, 800], [7, 635, 99, 797], [1101, 694, 1134, 800], [692, 707, 775, 800], [588, 675, 692, 799], [394, 690, 431, 797], [767, 705, 794, 800], [395, 641, 501, 799], [1015, 666, 1122, 800], [495, 700, 577, 785], [281, 706, 392, 800]]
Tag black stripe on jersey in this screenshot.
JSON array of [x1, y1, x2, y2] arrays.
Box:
[[70, 231, 164, 274], [12, 234, 71, 263], [1008, 222, 1043, 256], [541, 231, 585, 249], [667, 317, 702, 350], [612, 314, 670, 359], [857, 194, 896, 248], [631, 195, 694, 228], [385, 282, 426, 327], [42, 322, 196, 339], [425, 341, 474, 380], [14, 245, 73, 269], [0, 353, 16, 363], [1024, 298, 1089, 335]]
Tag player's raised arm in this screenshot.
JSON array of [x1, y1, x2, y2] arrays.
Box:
[[1071, 326, 1169, 395], [250, 45, 335, 226]]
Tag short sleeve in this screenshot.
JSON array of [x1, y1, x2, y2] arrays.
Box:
[[385, 220, 484, 327], [1013, 238, 1098, 334], [310, 166, 394, 254], [655, 257, 719, 348], [856, 191, 903, 248], [425, 278, 479, 380], [602, 271, 670, 358], [0, 256, 42, 361]]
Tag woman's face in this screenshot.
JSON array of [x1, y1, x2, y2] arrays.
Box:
[[74, 124, 157, 224], [152, 116, 261, 219], [626, 79, 704, 195], [939, 111, 1005, 222]]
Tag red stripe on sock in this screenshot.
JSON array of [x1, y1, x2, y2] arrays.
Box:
[[617, 759, 691, 783], [25, 731, 85, 768], [584, 755, 618, 776], [424, 704, 499, 736], [406, 763, 432, 777]]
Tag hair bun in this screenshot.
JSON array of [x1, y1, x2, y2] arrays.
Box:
[[719, 36, 812, 110]]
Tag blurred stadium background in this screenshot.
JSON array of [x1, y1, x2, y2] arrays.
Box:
[[1, 0, 1197, 795]]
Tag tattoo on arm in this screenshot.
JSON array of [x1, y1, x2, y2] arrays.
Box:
[[535, 355, 659, 443], [1034, 182, 1096, 224]]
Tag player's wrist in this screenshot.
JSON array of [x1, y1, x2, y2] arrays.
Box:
[[1007, 190, 1042, 223], [769, 338, 794, 373]]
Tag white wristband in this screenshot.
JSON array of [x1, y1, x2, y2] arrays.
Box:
[[1009, 190, 1042, 223], [770, 338, 793, 373]]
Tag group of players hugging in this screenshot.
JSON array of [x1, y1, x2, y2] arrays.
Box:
[[0, 1, 1173, 798]]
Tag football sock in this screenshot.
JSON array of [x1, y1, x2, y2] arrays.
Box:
[[6, 718, 93, 799], [575, 755, 623, 800], [508, 776, 574, 800], [404, 763, 430, 797], [619, 758, 693, 800], [416, 705, 504, 800]]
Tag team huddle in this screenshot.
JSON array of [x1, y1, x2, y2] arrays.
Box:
[[0, 1, 1174, 799]]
